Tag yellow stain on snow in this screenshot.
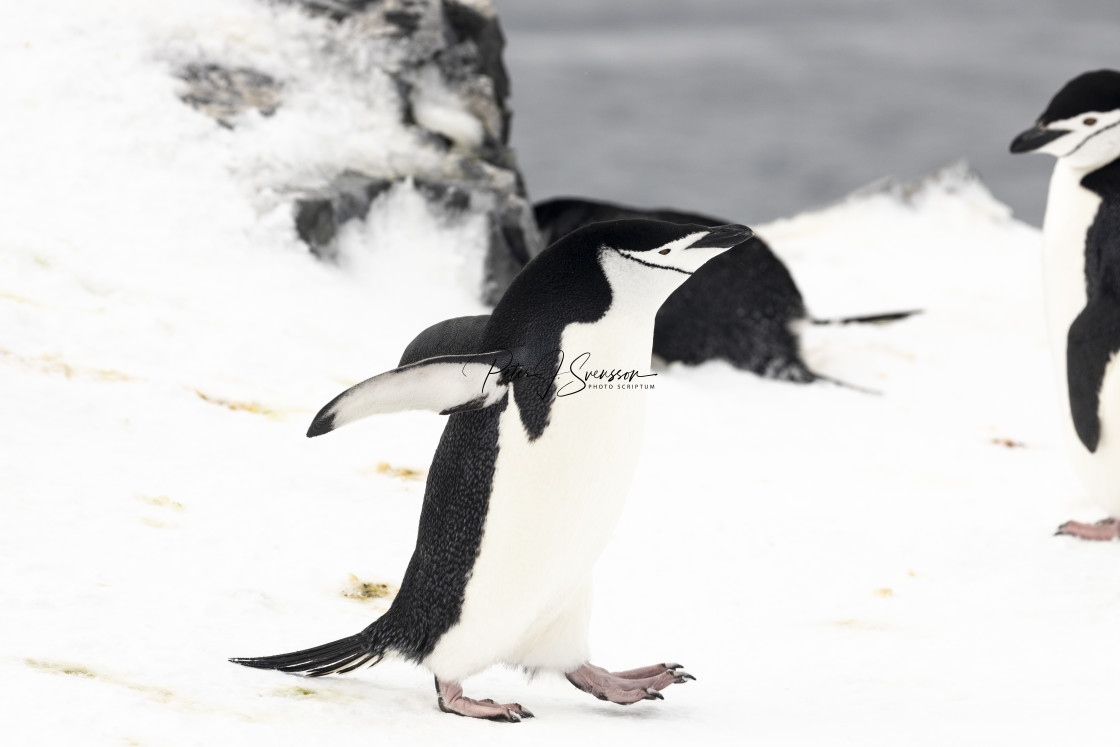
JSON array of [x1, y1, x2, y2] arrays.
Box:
[[25, 659, 175, 703], [343, 573, 398, 601], [194, 390, 278, 419], [0, 291, 42, 306], [0, 348, 135, 382], [271, 685, 319, 699], [267, 684, 363, 704], [26, 659, 266, 721], [365, 461, 426, 481], [137, 494, 185, 511]]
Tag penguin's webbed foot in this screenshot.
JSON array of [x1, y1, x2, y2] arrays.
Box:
[[565, 662, 694, 705], [1056, 517, 1120, 541], [435, 677, 534, 722]]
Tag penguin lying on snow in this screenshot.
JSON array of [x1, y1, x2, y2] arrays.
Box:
[[1011, 69, 1120, 540], [231, 219, 752, 720], [535, 197, 918, 384]]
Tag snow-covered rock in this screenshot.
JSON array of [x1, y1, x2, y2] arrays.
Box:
[[160, 0, 537, 301]]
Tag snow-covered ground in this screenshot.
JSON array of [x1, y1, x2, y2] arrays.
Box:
[[4, 2, 1120, 746]]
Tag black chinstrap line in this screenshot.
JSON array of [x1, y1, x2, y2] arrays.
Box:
[[609, 247, 693, 276], [1066, 118, 1120, 157]]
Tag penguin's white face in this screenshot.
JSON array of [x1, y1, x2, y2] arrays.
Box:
[[606, 223, 754, 279], [613, 232, 715, 275], [1024, 110, 1120, 169], [1011, 69, 1120, 170]]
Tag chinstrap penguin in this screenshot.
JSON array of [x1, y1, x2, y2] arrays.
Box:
[[1010, 69, 1120, 540], [230, 219, 752, 720]]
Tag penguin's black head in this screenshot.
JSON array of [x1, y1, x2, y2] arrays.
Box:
[[570, 219, 752, 309], [1011, 69, 1120, 169], [582, 218, 753, 275]]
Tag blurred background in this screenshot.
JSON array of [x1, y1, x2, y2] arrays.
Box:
[[499, 0, 1117, 226]]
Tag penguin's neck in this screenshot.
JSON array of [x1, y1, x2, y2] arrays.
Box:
[[579, 250, 688, 368], [1042, 160, 1102, 391]]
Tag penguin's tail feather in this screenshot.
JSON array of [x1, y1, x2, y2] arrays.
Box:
[[811, 309, 922, 326], [229, 632, 385, 678]]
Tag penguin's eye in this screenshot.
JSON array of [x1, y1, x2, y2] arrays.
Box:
[[658, 248, 670, 255], [1084, 117, 1098, 126]]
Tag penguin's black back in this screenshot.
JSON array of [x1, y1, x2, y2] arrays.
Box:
[[1080, 158, 1120, 297], [1067, 157, 1120, 451], [368, 397, 509, 661]]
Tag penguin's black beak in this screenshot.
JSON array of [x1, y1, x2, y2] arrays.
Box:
[[1010, 124, 1070, 154], [687, 224, 754, 249]]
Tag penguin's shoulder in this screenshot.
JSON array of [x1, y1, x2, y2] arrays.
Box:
[[399, 315, 491, 367], [1080, 156, 1120, 200], [1080, 158, 1120, 295]]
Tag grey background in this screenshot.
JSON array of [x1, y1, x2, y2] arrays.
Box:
[[498, 0, 1118, 226]]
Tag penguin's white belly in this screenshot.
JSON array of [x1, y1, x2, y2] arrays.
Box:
[[423, 318, 655, 681], [1068, 355, 1120, 514], [1042, 166, 1120, 513], [1041, 164, 1095, 387]]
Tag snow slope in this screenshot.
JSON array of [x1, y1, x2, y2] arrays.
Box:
[[4, 2, 1120, 746]]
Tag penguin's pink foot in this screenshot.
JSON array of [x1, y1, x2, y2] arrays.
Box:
[[565, 662, 694, 705], [1056, 518, 1120, 541], [435, 678, 533, 722]]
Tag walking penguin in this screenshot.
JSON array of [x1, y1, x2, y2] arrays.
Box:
[[230, 219, 752, 719], [1011, 69, 1120, 540]]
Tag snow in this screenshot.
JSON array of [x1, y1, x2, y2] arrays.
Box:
[[4, 2, 1120, 746]]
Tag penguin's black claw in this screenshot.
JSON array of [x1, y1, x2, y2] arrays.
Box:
[[644, 688, 664, 701]]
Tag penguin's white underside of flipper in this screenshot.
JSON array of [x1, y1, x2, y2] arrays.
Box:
[[307, 351, 514, 438]]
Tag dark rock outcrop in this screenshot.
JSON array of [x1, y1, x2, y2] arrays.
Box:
[[294, 172, 394, 260]]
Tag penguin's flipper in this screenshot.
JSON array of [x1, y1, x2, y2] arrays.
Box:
[[230, 633, 381, 677], [398, 315, 491, 367], [308, 350, 514, 437], [1067, 296, 1120, 452]]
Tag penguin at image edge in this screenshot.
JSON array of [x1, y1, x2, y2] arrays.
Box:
[[230, 219, 753, 720], [1011, 69, 1120, 540]]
